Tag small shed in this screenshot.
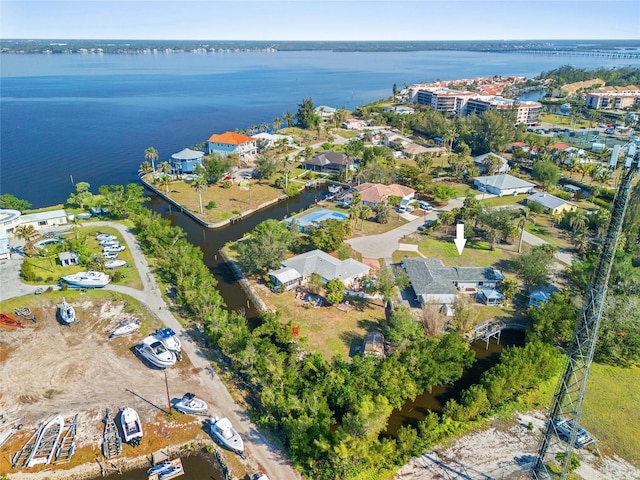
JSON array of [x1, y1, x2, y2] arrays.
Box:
[[529, 290, 550, 307], [477, 288, 504, 306], [58, 251, 80, 267]]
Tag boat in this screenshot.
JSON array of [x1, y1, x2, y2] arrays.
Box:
[[154, 328, 182, 354], [136, 336, 177, 368], [158, 465, 183, 480], [209, 416, 244, 454], [76, 213, 92, 220], [61, 270, 110, 288], [147, 460, 172, 476], [25, 414, 65, 467], [172, 393, 208, 415], [109, 318, 140, 338], [104, 259, 127, 269], [118, 407, 143, 445], [15, 306, 36, 322], [252, 474, 270, 480], [58, 298, 77, 325], [0, 424, 22, 448], [553, 418, 594, 448], [101, 409, 122, 458], [0, 313, 24, 328]]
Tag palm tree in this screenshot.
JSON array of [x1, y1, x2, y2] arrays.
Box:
[[144, 146, 159, 173], [273, 117, 283, 132], [138, 161, 152, 177], [191, 175, 207, 214], [155, 174, 171, 193], [158, 161, 172, 175], [517, 208, 536, 253], [360, 205, 373, 230], [284, 111, 294, 128], [569, 210, 588, 232], [15, 225, 38, 256]]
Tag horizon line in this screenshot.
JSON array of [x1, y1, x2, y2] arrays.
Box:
[[3, 38, 639, 42]]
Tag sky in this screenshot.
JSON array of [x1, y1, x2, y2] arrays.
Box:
[[2, 0, 639, 41]]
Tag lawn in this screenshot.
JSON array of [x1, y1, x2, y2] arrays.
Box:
[[22, 225, 143, 290], [582, 362, 640, 466], [415, 231, 517, 269], [257, 282, 386, 361], [480, 195, 527, 208], [539, 113, 593, 128], [154, 179, 286, 224], [524, 217, 573, 250]]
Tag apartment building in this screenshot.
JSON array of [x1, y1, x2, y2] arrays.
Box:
[[465, 96, 542, 125], [415, 87, 474, 114], [585, 88, 640, 109]]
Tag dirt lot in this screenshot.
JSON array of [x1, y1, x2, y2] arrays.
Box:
[[394, 411, 640, 480], [0, 293, 213, 476]]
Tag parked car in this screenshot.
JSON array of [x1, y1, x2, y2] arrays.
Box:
[[104, 245, 126, 252], [102, 252, 119, 259], [419, 201, 433, 210]]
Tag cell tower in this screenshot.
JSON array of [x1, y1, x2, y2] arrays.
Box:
[[530, 144, 640, 479]]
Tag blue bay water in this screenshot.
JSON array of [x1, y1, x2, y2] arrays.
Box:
[[2, 50, 639, 207]]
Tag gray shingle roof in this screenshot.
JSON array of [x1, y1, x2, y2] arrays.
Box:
[[305, 151, 350, 167], [281, 249, 369, 282], [474, 174, 534, 190], [527, 192, 572, 210]]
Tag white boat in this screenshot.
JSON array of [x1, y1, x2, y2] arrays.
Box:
[[154, 328, 182, 353], [61, 270, 110, 288], [0, 424, 22, 448], [104, 259, 127, 269], [118, 407, 143, 445], [210, 416, 244, 454], [147, 460, 172, 476], [553, 418, 593, 448], [136, 335, 177, 368], [25, 415, 65, 467], [96, 233, 117, 241], [58, 297, 77, 325], [158, 464, 183, 480], [172, 393, 208, 415], [109, 318, 140, 339]]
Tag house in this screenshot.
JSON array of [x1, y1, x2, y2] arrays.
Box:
[[58, 251, 80, 267], [207, 131, 257, 159], [169, 148, 204, 174], [269, 249, 370, 290], [382, 105, 415, 115], [302, 151, 352, 174], [473, 174, 535, 197], [18, 209, 69, 231], [362, 331, 385, 357], [342, 119, 368, 130], [473, 153, 510, 174], [286, 208, 349, 233], [354, 182, 415, 207], [403, 258, 504, 307], [315, 105, 336, 120], [526, 192, 577, 215], [252, 132, 294, 149], [562, 184, 582, 195], [403, 143, 430, 156], [529, 290, 551, 308], [0, 229, 10, 260], [0, 209, 22, 235], [477, 288, 504, 306]]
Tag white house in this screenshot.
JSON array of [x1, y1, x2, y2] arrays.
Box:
[[0, 209, 22, 235], [253, 132, 295, 149], [0, 229, 10, 260], [473, 153, 510, 174], [343, 119, 368, 130], [18, 209, 69, 231], [315, 105, 337, 120], [473, 174, 535, 197]]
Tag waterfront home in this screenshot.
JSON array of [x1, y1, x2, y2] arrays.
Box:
[[170, 148, 204, 174], [252, 132, 294, 150], [302, 151, 352, 175], [473, 174, 535, 197], [382, 105, 415, 115], [342, 119, 368, 130], [315, 105, 336, 120], [0, 229, 10, 260], [473, 153, 510, 174], [269, 249, 370, 290], [526, 192, 577, 215], [403, 257, 504, 309], [207, 132, 257, 159], [0, 209, 22, 235], [18, 209, 69, 231], [354, 182, 415, 208]]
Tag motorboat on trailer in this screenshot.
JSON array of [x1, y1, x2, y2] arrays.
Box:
[[109, 318, 140, 339], [136, 336, 177, 368], [96, 233, 117, 242], [118, 407, 143, 445], [172, 393, 208, 415], [58, 297, 77, 325], [154, 328, 182, 354], [209, 416, 244, 454], [61, 270, 110, 288]]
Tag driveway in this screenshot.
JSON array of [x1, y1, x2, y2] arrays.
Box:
[[1, 221, 300, 480]]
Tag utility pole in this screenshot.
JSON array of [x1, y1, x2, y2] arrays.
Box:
[[164, 369, 172, 415], [530, 145, 639, 479]]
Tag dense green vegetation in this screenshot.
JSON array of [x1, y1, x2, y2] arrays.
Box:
[[539, 65, 640, 87]]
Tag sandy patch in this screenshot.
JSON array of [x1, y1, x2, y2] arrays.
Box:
[[394, 412, 640, 480]]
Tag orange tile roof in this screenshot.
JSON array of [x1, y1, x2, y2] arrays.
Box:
[[207, 131, 255, 145], [552, 143, 570, 150]]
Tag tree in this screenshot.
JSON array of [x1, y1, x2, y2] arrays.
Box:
[[138, 160, 153, 177], [273, 117, 283, 132], [200, 154, 232, 184], [158, 161, 172, 175], [452, 294, 478, 334], [500, 278, 520, 305], [415, 152, 434, 174], [516, 207, 536, 253], [15, 225, 38, 256], [359, 204, 373, 230], [375, 201, 390, 224], [511, 244, 557, 291], [531, 160, 560, 191], [236, 219, 293, 274], [191, 175, 207, 214], [0, 193, 31, 211], [66, 181, 94, 209], [296, 98, 320, 129], [438, 210, 455, 234], [307, 273, 324, 294], [284, 111, 294, 128], [307, 218, 351, 252], [255, 152, 278, 181], [98, 183, 147, 219], [144, 146, 159, 172], [482, 154, 503, 176], [527, 289, 579, 344], [325, 278, 345, 305]]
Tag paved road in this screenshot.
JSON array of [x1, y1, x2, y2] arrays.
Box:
[[0, 222, 300, 480]]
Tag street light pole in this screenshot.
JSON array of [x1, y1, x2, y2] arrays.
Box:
[[164, 369, 172, 414]]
